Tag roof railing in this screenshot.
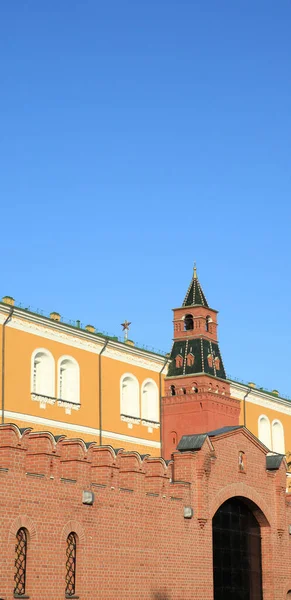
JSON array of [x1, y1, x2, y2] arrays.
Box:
[[1, 298, 167, 357], [227, 374, 291, 402]]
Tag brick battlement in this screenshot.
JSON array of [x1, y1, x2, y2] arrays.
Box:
[[0, 423, 193, 503]]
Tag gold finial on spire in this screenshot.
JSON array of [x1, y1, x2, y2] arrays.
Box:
[[193, 262, 197, 279]]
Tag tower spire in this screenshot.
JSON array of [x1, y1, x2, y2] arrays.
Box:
[[183, 265, 208, 307]]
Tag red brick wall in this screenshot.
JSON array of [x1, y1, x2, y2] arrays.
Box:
[[162, 376, 240, 458], [173, 306, 218, 342], [1, 424, 291, 600]]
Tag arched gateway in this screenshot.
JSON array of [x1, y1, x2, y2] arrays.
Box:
[[213, 497, 263, 600]]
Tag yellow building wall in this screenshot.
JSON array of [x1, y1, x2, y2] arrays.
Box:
[[239, 400, 291, 455], [0, 315, 164, 456], [4, 325, 100, 429], [101, 355, 161, 446]]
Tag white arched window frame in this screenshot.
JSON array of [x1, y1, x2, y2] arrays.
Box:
[[31, 348, 55, 398], [258, 415, 271, 449], [57, 356, 80, 405], [141, 378, 159, 423], [120, 373, 139, 419], [272, 419, 285, 454]]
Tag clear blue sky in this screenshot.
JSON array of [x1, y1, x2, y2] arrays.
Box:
[[1, 2, 290, 395]]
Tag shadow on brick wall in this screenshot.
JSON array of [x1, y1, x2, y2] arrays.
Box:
[[153, 592, 171, 600]]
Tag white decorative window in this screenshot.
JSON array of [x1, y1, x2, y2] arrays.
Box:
[[272, 420, 285, 454], [120, 374, 139, 419], [258, 415, 271, 449], [141, 379, 159, 423], [58, 356, 80, 405], [31, 349, 55, 398]]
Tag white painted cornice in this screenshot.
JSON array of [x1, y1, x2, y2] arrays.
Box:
[[230, 381, 291, 416], [0, 305, 168, 370], [172, 306, 218, 313], [2, 311, 104, 354]]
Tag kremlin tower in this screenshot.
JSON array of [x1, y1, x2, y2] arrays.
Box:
[[162, 266, 240, 458]]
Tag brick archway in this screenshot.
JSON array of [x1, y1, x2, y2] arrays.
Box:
[[213, 497, 263, 600], [210, 482, 272, 526], [210, 483, 274, 600]]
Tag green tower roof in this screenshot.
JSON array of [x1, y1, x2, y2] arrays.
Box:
[[182, 265, 209, 307], [167, 338, 226, 379]]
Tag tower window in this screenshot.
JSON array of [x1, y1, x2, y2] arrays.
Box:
[[170, 385, 176, 396], [205, 315, 211, 332], [186, 353, 195, 367], [184, 314, 194, 331], [175, 354, 183, 368], [207, 354, 213, 368], [171, 431, 177, 446], [214, 357, 220, 371], [14, 528, 28, 597]]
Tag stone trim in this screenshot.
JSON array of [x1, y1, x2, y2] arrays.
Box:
[[61, 521, 86, 546], [8, 515, 38, 542], [209, 482, 272, 527]]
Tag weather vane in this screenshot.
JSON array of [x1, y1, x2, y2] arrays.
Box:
[[121, 320, 131, 341]]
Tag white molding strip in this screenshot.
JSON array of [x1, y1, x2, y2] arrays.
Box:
[[230, 383, 291, 416], [4, 411, 161, 449], [103, 346, 166, 372], [0, 314, 8, 325], [6, 316, 104, 354], [0, 308, 166, 372]]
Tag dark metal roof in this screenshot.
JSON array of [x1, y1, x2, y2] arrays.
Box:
[[19, 427, 32, 435], [207, 426, 243, 437], [54, 434, 66, 442], [85, 441, 95, 448], [177, 434, 208, 452], [177, 426, 244, 452], [266, 454, 284, 471]]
